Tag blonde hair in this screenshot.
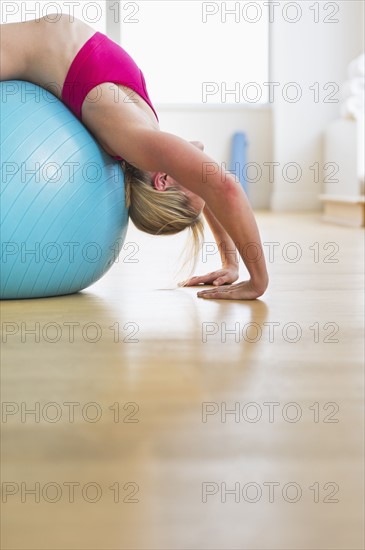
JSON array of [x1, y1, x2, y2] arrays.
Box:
[[122, 161, 205, 284]]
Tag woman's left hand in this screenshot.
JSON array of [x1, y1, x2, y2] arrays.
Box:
[[197, 279, 267, 300], [178, 266, 239, 288]]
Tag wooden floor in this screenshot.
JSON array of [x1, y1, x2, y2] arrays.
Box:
[[1, 212, 364, 550]]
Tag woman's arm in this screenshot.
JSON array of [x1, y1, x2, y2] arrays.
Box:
[[203, 204, 240, 269], [141, 131, 269, 298], [180, 142, 240, 287], [180, 204, 240, 287]]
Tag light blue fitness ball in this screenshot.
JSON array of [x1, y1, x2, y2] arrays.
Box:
[[0, 80, 129, 299]]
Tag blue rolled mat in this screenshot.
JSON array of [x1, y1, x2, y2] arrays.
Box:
[[229, 132, 248, 195]]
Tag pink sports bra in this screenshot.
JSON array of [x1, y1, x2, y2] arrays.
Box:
[[61, 32, 159, 161]]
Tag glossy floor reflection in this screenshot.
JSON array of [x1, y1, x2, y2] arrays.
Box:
[[1, 212, 364, 549]]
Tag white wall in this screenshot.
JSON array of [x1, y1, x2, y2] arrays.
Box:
[[270, 0, 365, 211]]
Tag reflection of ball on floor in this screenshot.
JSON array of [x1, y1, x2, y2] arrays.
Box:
[[0, 80, 129, 299]]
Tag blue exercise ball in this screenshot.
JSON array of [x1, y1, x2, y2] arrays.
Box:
[[0, 80, 129, 299]]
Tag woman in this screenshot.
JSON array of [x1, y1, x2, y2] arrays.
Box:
[[0, 14, 269, 300]]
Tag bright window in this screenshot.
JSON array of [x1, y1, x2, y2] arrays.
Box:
[[119, 1, 270, 104]]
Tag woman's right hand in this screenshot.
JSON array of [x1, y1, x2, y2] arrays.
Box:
[[196, 278, 268, 301], [178, 265, 239, 288]]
